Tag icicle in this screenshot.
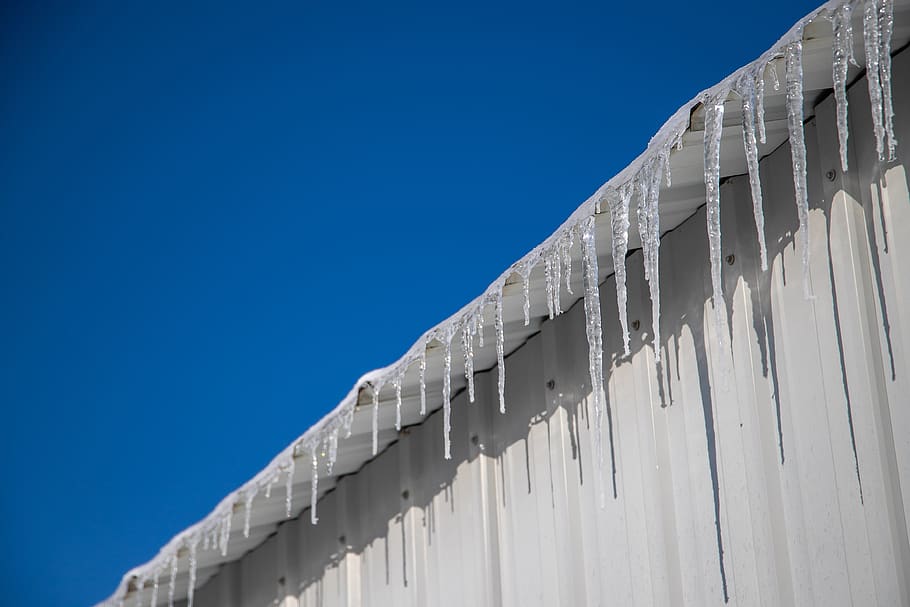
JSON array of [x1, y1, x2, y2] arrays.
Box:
[[495, 288, 506, 414], [522, 268, 531, 326], [608, 184, 633, 356], [786, 39, 813, 299], [219, 511, 232, 557], [879, 0, 897, 159], [704, 97, 728, 345], [662, 150, 672, 188], [552, 249, 562, 315], [562, 232, 574, 295], [394, 373, 403, 430], [864, 0, 886, 160], [243, 486, 257, 538], [310, 447, 319, 525], [150, 570, 160, 607], [832, 3, 856, 172], [372, 382, 382, 456], [264, 476, 274, 500], [636, 155, 665, 361], [418, 347, 427, 416], [186, 537, 199, 607], [476, 306, 485, 348], [285, 458, 295, 518], [343, 406, 354, 438], [544, 254, 556, 320], [442, 329, 453, 459], [768, 60, 780, 91], [580, 215, 605, 476], [167, 554, 177, 607], [202, 529, 210, 552], [755, 68, 768, 145], [135, 576, 145, 607], [741, 76, 769, 271], [462, 322, 475, 403], [326, 428, 339, 475]]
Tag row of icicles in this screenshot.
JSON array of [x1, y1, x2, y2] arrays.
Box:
[[117, 1, 897, 605]]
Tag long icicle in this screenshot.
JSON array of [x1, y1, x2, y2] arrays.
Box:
[[704, 97, 728, 346], [832, 2, 856, 172], [243, 486, 257, 538], [755, 67, 768, 145], [879, 0, 897, 159], [786, 39, 813, 299], [637, 156, 665, 361], [462, 322, 475, 403], [522, 266, 531, 326], [394, 373, 403, 430], [607, 184, 633, 356], [495, 287, 506, 414], [442, 329, 453, 459], [864, 0, 886, 160], [150, 570, 160, 607], [186, 537, 199, 607], [741, 74, 769, 271], [284, 458, 295, 518], [310, 447, 319, 525], [167, 554, 178, 607], [580, 216, 606, 488], [372, 382, 382, 456], [326, 428, 338, 475], [419, 346, 427, 416]]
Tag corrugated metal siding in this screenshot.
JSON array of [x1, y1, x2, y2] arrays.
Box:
[[188, 49, 910, 607]]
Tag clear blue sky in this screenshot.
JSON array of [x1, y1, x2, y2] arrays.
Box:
[[1, 1, 821, 604]]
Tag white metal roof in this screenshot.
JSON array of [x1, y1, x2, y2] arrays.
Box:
[[99, 1, 910, 604]]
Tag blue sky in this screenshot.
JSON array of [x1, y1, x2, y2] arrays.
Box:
[[1, 1, 821, 604]]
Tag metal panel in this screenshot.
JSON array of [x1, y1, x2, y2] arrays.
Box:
[[184, 47, 910, 607]]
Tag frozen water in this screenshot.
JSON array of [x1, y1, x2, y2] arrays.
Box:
[[786, 39, 813, 299], [394, 374, 403, 430], [495, 288, 506, 414], [704, 97, 729, 343], [864, 0, 886, 160], [580, 216, 605, 475], [879, 0, 897, 159], [462, 322, 475, 403], [740, 74, 768, 271], [607, 183, 633, 356], [285, 458, 295, 519], [832, 2, 856, 171], [311, 448, 319, 525], [442, 329, 453, 459], [419, 347, 427, 416]]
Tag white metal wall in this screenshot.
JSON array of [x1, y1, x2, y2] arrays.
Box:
[[190, 49, 910, 607]]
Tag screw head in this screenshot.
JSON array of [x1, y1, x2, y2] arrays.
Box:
[[631, 319, 641, 331], [401, 489, 410, 500], [825, 169, 837, 182], [725, 254, 735, 265], [546, 379, 556, 390]]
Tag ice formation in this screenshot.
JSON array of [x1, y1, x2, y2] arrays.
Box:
[[704, 97, 728, 344], [285, 458, 295, 519], [786, 39, 813, 299], [832, 2, 857, 172], [740, 71, 769, 271], [580, 216, 605, 474], [462, 322, 475, 403], [495, 288, 506, 414], [394, 374, 403, 430], [607, 183, 633, 356], [310, 447, 319, 525], [636, 155, 665, 362], [98, 2, 904, 604], [442, 328, 454, 459], [186, 538, 198, 607]]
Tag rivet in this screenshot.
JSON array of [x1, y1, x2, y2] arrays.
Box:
[[725, 254, 735, 265], [470, 434, 480, 446], [546, 379, 556, 390], [631, 319, 641, 331], [338, 535, 346, 545], [401, 489, 410, 500], [825, 169, 837, 182]]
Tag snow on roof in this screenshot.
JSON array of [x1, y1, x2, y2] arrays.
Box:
[[99, 1, 906, 605]]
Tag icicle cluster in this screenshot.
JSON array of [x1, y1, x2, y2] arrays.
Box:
[[100, 2, 903, 605]]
